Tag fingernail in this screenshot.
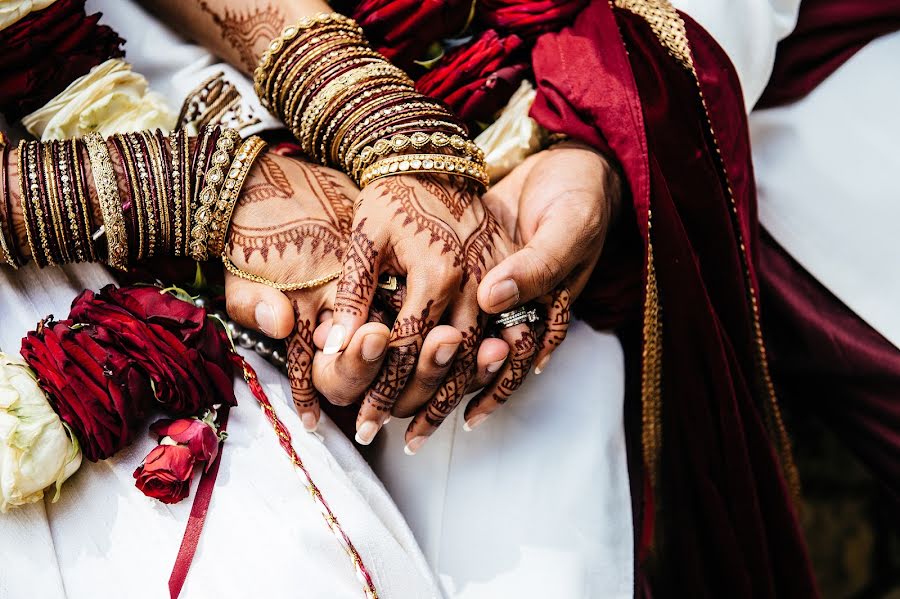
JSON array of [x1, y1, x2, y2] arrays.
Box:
[[434, 343, 458, 366], [464, 413, 490, 432], [323, 324, 347, 355], [384, 416, 392, 424], [404, 435, 427, 455], [487, 359, 505, 373], [361, 333, 388, 361], [301, 412, 318, 432], [255, 302, 277, 337], [535, 354, 551, 375], [488, 279, 519, 312], [355, 420, 380, 445]]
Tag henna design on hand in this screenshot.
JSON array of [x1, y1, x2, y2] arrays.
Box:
[[491, 328, 538, 405], [198, 1, 284, 72], [375, 177, 462, 256], [541, 287, 571, 351], [335, 219, 378, 317], [229, 162, 354, 263], [287, 314, 318, 411], [418, 174, 475, 221], [460, 211, 501, 287], [424, 324, 480, 426], [239, 154, 292, 204], [362, 301, 435, 415]]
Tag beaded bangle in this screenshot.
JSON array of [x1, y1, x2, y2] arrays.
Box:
[[359, 154, 489, 189], [84, 133, 129, 270], [208, 136, 267, 258], [190, 128, 240, 262]]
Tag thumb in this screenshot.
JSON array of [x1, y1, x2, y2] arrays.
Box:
[[224, 272, 296, 339], [477, 214, 581, 314]]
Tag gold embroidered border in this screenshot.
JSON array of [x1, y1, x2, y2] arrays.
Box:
[[614, 0, 800, 499]]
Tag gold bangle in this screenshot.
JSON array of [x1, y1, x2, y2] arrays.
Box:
[[208, 136, 267, 257], [85, 134, 129, 270], [360, 154, 489, 189], [353, 132, 485, 176], [71, 139, 97, 262], [190, 128, 240, 262], [254, 13, 363, 105], [42, 143, 68, 264], [222, 253, 340, 292]]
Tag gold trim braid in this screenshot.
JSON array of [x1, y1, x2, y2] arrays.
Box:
[[613, 0, 800, 500]]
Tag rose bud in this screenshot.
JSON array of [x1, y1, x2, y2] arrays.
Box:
[[351, 0, 472, 70], [416, 30, 530, 124], [133, 444, 195, 504], [150, 417, 221, 468], [0, 353, 82, 512], [21, 320, 152, 462], [477, 0, 588, 40]]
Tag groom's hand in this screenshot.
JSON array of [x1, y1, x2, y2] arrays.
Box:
[[466, 141, 621, 427]]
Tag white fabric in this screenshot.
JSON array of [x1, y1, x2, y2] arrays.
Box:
[[750, 30, 900, 350], [671, 0, 800, 109], [0, 263, 440, 599], [373, 322, 633, 599]]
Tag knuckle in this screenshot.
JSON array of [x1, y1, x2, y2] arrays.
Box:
[[525, 248, 561, 294]]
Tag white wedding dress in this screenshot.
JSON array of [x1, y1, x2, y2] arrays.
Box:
[[0, 1, 636, 597]]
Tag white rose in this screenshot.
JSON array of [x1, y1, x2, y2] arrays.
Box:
[[0, 353, 82, 513], [22, 58, 176, 141], [0, 0, 55, 32], [475, 80, 543, 183]]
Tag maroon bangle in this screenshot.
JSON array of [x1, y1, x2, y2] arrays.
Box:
[[1, 144, 22, 267], [73, 139, 97, 262], [109, 134, 141, 263]]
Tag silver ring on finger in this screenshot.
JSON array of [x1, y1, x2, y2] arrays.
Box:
[[494, 306, 539, 329]]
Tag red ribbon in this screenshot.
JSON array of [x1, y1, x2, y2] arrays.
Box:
[[167, 406, 229, 599]]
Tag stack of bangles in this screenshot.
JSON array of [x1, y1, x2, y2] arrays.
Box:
[[253, 12, 488, 190], [0, 127, 267, 271]]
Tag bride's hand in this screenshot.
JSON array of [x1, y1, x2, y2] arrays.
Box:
[[318, 173, 536, 452], [222, 152, 379, 431]]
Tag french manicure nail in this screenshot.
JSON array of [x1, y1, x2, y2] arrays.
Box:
[[301, 412, 318, 432], [404, 435, 427, 455], [255, 302, 277, 337], [323, 324, 347, 355], [488, 279, 519, 312], [435, 343, 458, 366], [383, 416, 392, 424], [355, 420, 380, 445], [463, 413, 490, 432], [535, 354, 551, 375], [361, 333, 388, 361], [487, 359, 505, 373]]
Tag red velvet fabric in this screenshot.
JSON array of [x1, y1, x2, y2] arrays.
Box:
[[530, 3, 818, 596], [756, 0, 900, 108], [759, 230, 900, 505]]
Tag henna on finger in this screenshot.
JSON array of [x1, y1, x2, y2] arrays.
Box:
[[463, 326, 538, 429], [420, 323, 480, 427], [287, 310, 321, 430], [334, 219, 379, 318], [536, 287, 571, 368]]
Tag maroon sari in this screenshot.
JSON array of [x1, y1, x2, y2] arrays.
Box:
[[529, 2, 817, 596]]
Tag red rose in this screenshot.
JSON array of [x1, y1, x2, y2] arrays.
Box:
[[0, 0, 124, 121], [350, 0, 472, 70], [151, 418, 221, 467], [21, 320, 153, 461], [478, 0, 587, 39], [133, 445, 196, 504], [68, 286, 236, 416], [416, 30, 529, 124]]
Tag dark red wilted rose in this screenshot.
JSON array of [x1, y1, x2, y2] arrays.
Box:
[[21, 320, 153, 461], [0, 0, 124, 121], [68, 286, 236, 416], [151, 418, 221, 467], [350, 0, 472, 70], [133, 445, 195, 504], [416, 30, 529, 124], [478, 0, 587, 39]]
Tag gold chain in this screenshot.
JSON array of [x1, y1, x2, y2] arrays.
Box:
[[221, 254, 340, 292]]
